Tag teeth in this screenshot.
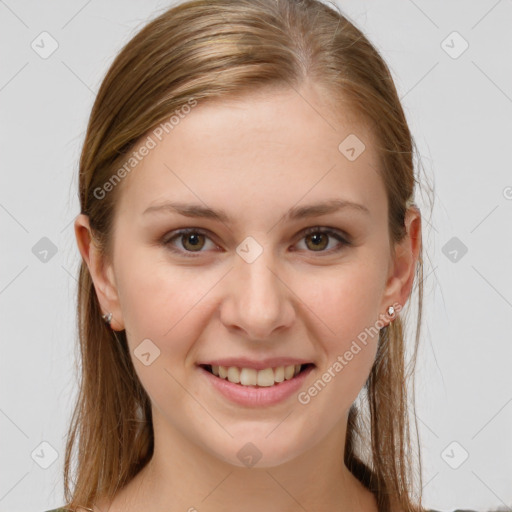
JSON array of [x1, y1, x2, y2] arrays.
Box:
[[284, 365, 295, 380], [240, 368, 257, 386], [257, 368, 274, 387], [227, 366, 240, 383], [211, 364, 304, 386], [274, 366, 285, 383]]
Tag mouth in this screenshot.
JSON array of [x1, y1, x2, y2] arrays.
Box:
[[199, 363, 315, 388]]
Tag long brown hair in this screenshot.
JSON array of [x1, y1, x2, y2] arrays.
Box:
[[65, 1, 428, 510]]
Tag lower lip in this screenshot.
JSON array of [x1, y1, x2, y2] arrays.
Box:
[[198, 365, 315, 407]]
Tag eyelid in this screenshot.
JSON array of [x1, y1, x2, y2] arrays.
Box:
[[162, 226, 351, 257], [291, 226, 351, 254], [162, 227, 218, 255], [299, 226, 351, 243]]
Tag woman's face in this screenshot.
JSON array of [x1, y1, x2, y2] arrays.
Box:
[[84, 82, 410, 468]]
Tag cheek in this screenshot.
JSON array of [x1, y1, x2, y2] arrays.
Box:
[[115, 249, 220, 357], [114, 255, 218, 406], [293, 258, 385, 388], [302, 260, 384, 339]]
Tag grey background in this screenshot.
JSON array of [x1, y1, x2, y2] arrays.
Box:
[[1, 0, 511, 510]]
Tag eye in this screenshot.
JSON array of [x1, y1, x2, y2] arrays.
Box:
[[162, 226, 350, 257], [294, 226, 351, 254], [163, 228, 216, 256]]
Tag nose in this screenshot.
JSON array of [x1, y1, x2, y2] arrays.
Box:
[[219, 248, 295, 341]]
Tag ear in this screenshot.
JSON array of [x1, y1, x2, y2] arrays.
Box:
[[379, 206, 422, 325], [74, 214, 125, 331]]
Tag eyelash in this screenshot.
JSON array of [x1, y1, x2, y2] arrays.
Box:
[[162, 226, 351, 258]]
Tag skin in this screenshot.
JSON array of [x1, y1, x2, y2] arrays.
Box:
[[75, 80, 421, 512]]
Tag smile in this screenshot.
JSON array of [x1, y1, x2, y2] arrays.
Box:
[[200, 363, 315, 387]]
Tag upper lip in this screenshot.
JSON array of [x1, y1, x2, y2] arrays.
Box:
[[197, 357, 315, 371]]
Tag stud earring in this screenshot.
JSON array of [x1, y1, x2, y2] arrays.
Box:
[[387, 305, 395, 317], [102, 312, 112, 327]]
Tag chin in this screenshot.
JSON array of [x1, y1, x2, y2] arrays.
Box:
[[204, 431, 309, 469]]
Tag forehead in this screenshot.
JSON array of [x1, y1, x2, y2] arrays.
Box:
[[114, 84, 384, 226]]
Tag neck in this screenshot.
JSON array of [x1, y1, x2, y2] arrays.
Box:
[[97, 408, 378, 512]]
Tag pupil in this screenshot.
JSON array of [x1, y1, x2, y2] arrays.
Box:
[[182, 233, 204, 251], [307, 233, 327, 251], [311, 233, 326, 247], [185, 233, 202, 247]]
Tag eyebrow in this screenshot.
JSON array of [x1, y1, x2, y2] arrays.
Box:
[[143, 199, 370, 222]]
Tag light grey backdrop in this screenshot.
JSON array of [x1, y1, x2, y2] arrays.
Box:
[[1, 1, 511, 511]]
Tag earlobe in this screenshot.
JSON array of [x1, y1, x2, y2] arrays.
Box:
[[74, 214, 124, 331]]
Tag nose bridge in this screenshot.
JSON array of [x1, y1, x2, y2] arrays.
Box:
[[222, 238, 293, 338]]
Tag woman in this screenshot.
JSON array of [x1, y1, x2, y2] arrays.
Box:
[[43, 1, 480, 511]]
